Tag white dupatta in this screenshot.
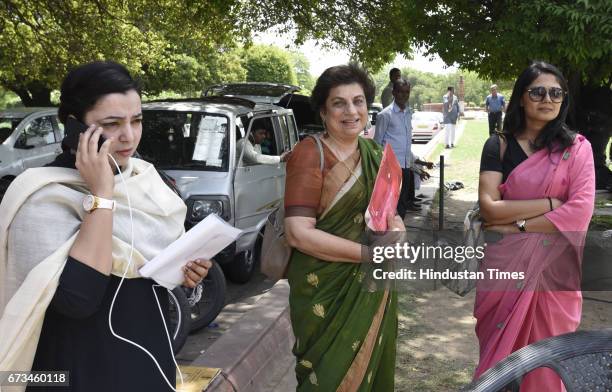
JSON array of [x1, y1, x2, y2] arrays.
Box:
[[0, 158, 186, 377]]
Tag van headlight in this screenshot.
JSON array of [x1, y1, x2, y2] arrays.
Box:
[[188, 196, 230, 222]]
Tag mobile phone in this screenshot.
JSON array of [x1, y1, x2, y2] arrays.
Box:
[[63, 117, 106, 151]]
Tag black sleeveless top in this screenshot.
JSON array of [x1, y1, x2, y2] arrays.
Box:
[[479, 134, 529, 183]]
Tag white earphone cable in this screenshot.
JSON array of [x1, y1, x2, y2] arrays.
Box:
[[106, 154, 184, 391]]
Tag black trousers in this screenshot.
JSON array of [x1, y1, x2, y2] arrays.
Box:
[[488, 111, 503, 134], [397, 168, 416, 216]]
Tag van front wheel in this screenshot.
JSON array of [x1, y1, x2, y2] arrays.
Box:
[[224, 248, 257, 284], [188, 262, 226, 331]]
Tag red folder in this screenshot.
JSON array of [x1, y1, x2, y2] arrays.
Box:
[[367, 144, 402, 231]]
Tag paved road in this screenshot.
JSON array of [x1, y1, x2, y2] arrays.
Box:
[[176, 271, 276, 364]]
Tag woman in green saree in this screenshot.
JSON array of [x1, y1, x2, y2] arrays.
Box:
[[284, 64, 405, 391]]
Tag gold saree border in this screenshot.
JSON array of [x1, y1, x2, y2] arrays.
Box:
[[336, 290, 389, 392]]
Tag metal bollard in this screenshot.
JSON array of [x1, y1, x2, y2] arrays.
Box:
[[439, 154, 444, 231]]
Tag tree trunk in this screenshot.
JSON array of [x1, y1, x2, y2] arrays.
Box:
[[10, 87, 35, 107], [574, 79, 612, 191], [5, 82, 52, 107], [29, 84, 52, 107], [566, 70, 581, 129]]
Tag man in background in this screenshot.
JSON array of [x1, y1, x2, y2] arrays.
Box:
[[237, 127, 289, 165], [381, 68, 401, 108], [485, 84, 505, 134], [375, 78, 420, 216], [443, 86, 460, 148]]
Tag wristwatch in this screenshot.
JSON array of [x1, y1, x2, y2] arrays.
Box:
[[516, 219, 527, 232], [83, 194, 116, 213]]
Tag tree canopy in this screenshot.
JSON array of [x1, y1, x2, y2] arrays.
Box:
[[288, 50, 315, 94], [372, 67, 505, 109], [406, 0, 612, 90], [2, 0, 610, 109], [246, 1, 414, 70], [258, 0, 611, 88], [0, 0, 246, 105], [243, 45, 297, 85]]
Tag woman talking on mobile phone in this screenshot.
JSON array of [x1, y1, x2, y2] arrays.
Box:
[[0, 61, 211, 391]]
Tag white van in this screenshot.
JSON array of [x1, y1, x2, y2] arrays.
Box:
[[139, 95, 299, 283]]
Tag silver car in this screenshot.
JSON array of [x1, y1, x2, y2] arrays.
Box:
[[0, 107, 64, 199], [139, 96, 299, 283]]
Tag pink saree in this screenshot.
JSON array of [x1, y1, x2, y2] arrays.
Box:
[[474, 135, 595, 391]]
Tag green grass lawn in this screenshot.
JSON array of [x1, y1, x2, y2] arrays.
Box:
[[425, 120, 490, 193], [444, 120, 490, 193], [428, 120, 489, 227], [426, 138, 446, 163]]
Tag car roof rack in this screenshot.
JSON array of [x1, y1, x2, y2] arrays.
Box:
[[146, 96, 257, 109], [203, 82, 300, 98]]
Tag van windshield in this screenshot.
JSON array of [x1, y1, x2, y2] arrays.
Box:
[[0, 116, 24, 144], [139, 111, 229, 171]]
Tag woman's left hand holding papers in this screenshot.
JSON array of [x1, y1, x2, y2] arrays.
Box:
[[182, 258, 213, 288]]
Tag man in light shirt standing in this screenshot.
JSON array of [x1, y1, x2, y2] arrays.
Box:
[[374, 78, 420, 216], [443, 86, 460, 148], [485, 84, 505, 134]]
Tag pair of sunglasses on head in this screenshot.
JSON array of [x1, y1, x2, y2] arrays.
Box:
[[526, 86, 566, 103]]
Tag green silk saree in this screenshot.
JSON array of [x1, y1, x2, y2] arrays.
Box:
[[287, 137, 398, 392]]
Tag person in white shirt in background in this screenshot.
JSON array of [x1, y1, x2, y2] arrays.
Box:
[[443, 86, 460, 148], [237, 127, 290, 165]]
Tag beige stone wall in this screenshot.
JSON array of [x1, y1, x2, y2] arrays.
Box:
[[422, 103, 443, 112]]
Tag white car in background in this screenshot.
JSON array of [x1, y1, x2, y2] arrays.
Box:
[[412, 111, 443, 142], [0, 107, 64, 200]]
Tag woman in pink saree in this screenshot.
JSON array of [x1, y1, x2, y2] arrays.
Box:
[[475, 61, 595, 391]]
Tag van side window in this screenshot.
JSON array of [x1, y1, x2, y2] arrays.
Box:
[[237, 117, 280, 167]]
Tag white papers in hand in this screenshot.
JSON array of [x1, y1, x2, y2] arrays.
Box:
[[139, 214, 242, 289]]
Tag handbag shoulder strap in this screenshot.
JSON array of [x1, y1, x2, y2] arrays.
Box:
[[310, 134, 325, 172]]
